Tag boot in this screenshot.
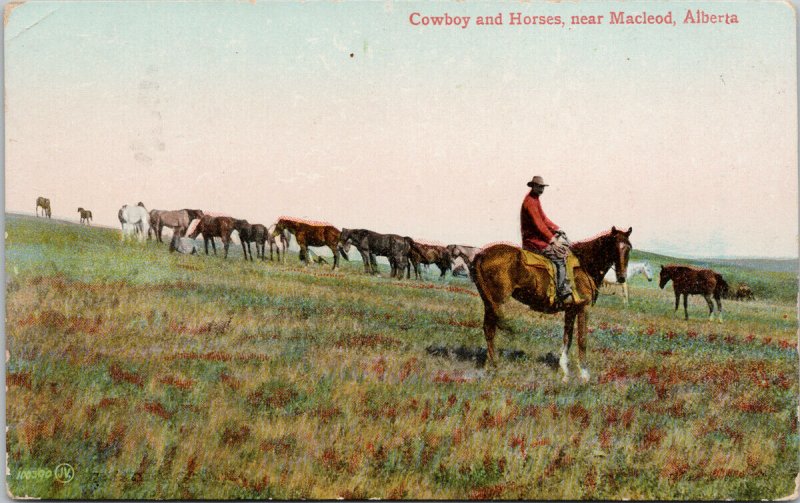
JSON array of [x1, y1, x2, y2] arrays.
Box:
[[555, 260, 574, 303]]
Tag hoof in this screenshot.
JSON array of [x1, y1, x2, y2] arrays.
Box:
[[561, 374, 570, 384], [580, 369, 590, 382]]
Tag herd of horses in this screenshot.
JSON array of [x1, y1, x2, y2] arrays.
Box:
[[35, 195, 757, 383]]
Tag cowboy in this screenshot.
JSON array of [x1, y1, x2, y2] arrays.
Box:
[[520, 175, 573, 303]]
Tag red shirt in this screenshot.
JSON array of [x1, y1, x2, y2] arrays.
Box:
[[521, 192, 559, 251]]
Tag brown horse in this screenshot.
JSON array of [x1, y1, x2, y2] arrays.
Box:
[[659, 265, 725, 322], [273, 218, 347, 270], [188, 215, 236, 258], [408, 242, 452, 279], [77, 207, 92, 225], [471, 227, 632, 382]]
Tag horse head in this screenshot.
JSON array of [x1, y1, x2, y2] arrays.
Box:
[[338, 242, 351, 260], [339, 228, 353, 246], [273, 220, 288, 237], [609, 226, 633, 283], [658, 265, 670, 289], [642, 262, 654, 281]]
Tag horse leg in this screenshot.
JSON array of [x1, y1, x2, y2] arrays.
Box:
[[300, 245, 309, 266], [241, 241, 248, 260], [575, 306, 590, 382], [674, 291, 680, 312], [623, 283, 629, 307], [683, 294, 689, 321], [715, 295, 723, 323], [704, 294, 715, 322], [330, 244, 338, 271], [223, 236, 230, 259], [359, 250, 371, 273], [211, 238, 218, 255], [560, 309, 577, 383]]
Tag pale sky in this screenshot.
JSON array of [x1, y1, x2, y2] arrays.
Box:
[[5, 1, 798, 258]]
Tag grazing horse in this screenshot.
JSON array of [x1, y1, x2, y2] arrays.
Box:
[[233, 219, 256, 261], [267, 223, 290, 262], [408, 241, 452, 280], [447, 244, 480, 266], [602, 260, 653, 306], [36, 197, 51, 218], [452, 263, 470, 278], [169, 227, 199, 255], [118, 204, 150, 242], [148, 209, 204, 242], [247, 224, 272, 261], [734, 283, 755, 301], [77, 207, 93, 225], [339, 228, 410, 278], [471, 226, 632, 382], [189, 215, 236, 258], [659, 265, 725, 322], [273, 218, 348, 270]]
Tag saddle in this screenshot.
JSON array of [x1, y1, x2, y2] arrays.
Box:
[[520, 249, 583, 304]]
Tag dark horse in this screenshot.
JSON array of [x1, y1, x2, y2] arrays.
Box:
[[189, 215, 236, 258], [471, 227, 632, 382], [273, 218, 348, 270], [233, 219, 256, 261], [249, 224, 274, 261], [340, 228, 410, 278], [659, 265, 726, 322]]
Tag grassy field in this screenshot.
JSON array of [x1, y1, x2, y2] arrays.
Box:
[[5, 214, 799, 499]]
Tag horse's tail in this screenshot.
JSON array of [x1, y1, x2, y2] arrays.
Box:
[[470, 250, 510, 332]]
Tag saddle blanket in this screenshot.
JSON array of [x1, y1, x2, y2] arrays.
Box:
[[520, 249, 583, 304]]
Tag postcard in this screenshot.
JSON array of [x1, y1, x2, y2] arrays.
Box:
[[4, 0, 798, 499]]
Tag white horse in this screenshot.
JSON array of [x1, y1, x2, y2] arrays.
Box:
[[602, 260, 654, 306], [118, 203, 151, 242]]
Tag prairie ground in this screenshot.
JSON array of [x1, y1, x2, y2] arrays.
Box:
[[5, 214, 798, 499]]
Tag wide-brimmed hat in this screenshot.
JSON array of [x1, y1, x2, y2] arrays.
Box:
[[526, 176, 548, 187]]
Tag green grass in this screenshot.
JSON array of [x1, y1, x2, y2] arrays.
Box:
[[5, 214, 799, 499]]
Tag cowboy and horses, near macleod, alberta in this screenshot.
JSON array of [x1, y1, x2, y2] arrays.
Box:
[[11, 183, 795, 501]]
